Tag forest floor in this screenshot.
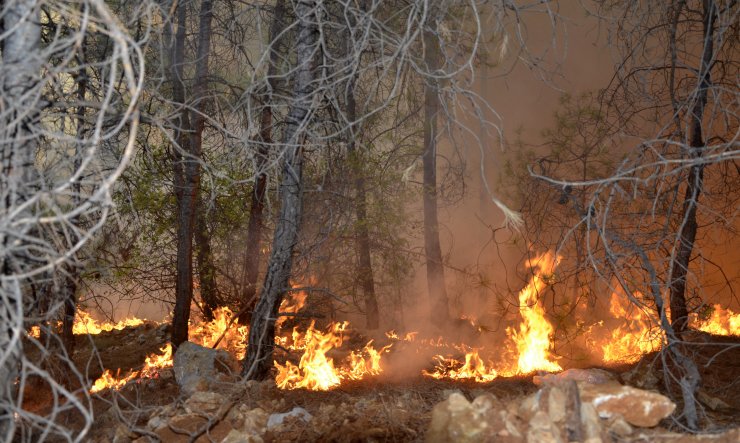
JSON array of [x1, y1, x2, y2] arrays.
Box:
[[21, 321, 740, 442]]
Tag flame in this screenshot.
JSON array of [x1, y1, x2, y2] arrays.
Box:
[[423, 349, 499, 382], [276, 285, 309, 329], [274, 321, 391, 391], [601, 290, 663, 363], [140, 344, 174, 378], [28, 326, 41, 338], [692, 305, 740, 336], [90, 369, 138, 393], [189, 306, 249, 360], [424, 251, 561, 381], [507, 251, 562, 374], [72, 309, 144, 335]]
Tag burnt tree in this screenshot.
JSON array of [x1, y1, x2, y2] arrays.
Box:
[[243, 0, 317, 380], [422, 17, 450, 326], [170, 0, 214, 347], [240, 0, 287, 324], [667, 0, 716, 335]]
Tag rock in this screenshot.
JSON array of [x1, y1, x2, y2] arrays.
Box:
[[546, 386, 566, 423], [621, 361, 659, 390], [426, 392, 522, 443], [166, 413, 209, 434], [184, 391, 226, 415], [237, 407, 269, 435], [607, 416, 633, 437], [696, 389, 731, 411], [267, 406, 312, 430], [112, 423, 138, 443], [173, 341, 239, 395], [534, 368, 616, 386], [526, 410, 562, 443], [220, 429, 264, 443], [579, 402, 603, 442], [579, 382, 676, 427]]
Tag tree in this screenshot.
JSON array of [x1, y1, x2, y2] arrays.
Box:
[[0, 0, 143, 439], [167, 0, 215, 347], [531, 0, 739, 428], [243, 0, 318, 380], [239, 0, 287, 324]]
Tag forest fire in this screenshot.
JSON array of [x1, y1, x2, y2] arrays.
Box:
[[82, 254, 740, 394], [72, 310, 144, 335], [274, 321, 391, 390], [600, 290, 664, 364], [692, 305, 740, 336]]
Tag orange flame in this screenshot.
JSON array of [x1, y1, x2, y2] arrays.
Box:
[[507, 251, 562, 374], [600, 290, 663, 364], [274, 321, 391, 390], [72, 310, 144, 335], [692, 305, 740, 336], [423, 349, 499, 382]]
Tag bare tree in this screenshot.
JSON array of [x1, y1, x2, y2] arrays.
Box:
[[531, 0, 739, 428], [0, 0, 144, 440], [167, 0, 215, 347]]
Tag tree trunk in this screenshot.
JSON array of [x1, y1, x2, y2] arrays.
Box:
[[240, 0, 287, 324], [170, 0, 214, 347], [243, 0, 317, 380], [0, 0, 40, 437], [668, 0, 715, 335], [195, 196, 219, 320], [422, 22, 450, 326], [191, 0, 217, 321], [346, 81, 380, 330]]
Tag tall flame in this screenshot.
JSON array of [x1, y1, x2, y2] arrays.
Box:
[[507, 251, 562, 374]]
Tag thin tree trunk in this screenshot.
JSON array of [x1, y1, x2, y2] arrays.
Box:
[[195, 197, 218, 320], [0, 0, 40, 437], [243, 0, 317, 380], [169, 0, 194, 349], [346, 81, 379, 330], [191, 0, 217, 321], [422, 22, 450, 326], [171, 0, 214, 347], [62, 30, 89, 354], [240, 0, 287, 324], [668, 0, 715, 335]]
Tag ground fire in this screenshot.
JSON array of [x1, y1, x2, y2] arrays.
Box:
[[78, 252, 740, 395]]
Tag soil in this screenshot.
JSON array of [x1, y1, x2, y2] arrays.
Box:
[[18, 323, 740, 442]]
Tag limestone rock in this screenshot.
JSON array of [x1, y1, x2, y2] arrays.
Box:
[[267, 406, 312, 430], [526, 410, 562, 443], [220, 429, 264, 443], [173, 341, 239, 395], [579, 382, 675, 427], [184, 390, 226, 415], [426, 392, 522, 443], [580, 402, 604, 442], [533, 368, 616, 386]]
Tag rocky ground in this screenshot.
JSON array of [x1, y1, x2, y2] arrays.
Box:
[[23, 322, 740, 442]]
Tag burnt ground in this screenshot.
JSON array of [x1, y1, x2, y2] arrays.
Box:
[[18, 323, 740, 442]]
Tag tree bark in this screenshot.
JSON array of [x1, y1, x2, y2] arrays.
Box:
[[243, 0, 317, 380], [191, 0, 217, 321], [346, 81, 380, 330], [170, 0, 214, 347], [668, 0, 715, 335], [240, 0, 287, 324], [422, 21, 450, 326], [0, 0, 41, 437], [195, 197, 219, 320]]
